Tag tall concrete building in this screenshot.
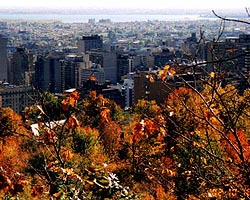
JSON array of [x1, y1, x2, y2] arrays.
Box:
[[81, 64, 105, 85], [35, 53, 64, 93], [0, 34, 8, 82], [206, 34, 250, 74], [63, 54, 84, 90], [10, 47, 33, 85], [88, 50, 117, 83], [77, 35, 103, 54], [35, 53, 85, 93]]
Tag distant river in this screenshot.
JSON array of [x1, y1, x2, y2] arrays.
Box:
[[0, 13, 215, 23]]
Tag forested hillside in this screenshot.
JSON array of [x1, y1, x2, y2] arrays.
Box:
[[0, 67, 250, 199]]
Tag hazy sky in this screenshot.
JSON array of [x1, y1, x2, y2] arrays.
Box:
[[0, 0, 249, 10]]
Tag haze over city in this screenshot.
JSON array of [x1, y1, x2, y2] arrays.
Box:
[[0, 0, 249, 10]]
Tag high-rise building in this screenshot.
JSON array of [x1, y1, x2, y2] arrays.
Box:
[[153, 48, 175, 67], [117, 54, 132, 82], [133, 71, 173, 104], [0, 34, 8, 82], [122, 74, 134, 108], [81, 64, 105, 85], [206, 34, 250, 73], [35, 53, 64, 93], [63, 54, 84, 90], [88, 50, 117, 83], [10, 47, 33, 85], [35, 53, 85, 93], [77, 35, 103, 54]]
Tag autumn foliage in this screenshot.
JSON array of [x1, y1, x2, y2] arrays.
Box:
[[0, 79, 250, 199]]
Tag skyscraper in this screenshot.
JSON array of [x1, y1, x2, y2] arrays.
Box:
[[10, 47, 30, 85], [35, 53, 64, 93], [0, 34, 8, 82], [77, 35, 103, 53]]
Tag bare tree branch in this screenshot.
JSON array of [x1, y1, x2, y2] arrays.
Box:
[[212, 10, 250, 25]]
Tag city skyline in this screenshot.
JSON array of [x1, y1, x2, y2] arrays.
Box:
[[0, 0, 249, 10]]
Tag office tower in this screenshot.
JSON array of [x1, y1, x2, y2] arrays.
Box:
[[206, 34, 250, 92], [117, 54, 134, 82], [77, 35, 103, 53], [88, 50, 117, 83], [206, 34, 250, 73], [133, 71, 172, 105], [0, 34, 8, 81], [35, 53, 64, 93], [10, 47, 32, 85], [81, 64, 105, 85], [63, 54, 84, 90], [153, 48, 175, 67], [35, 53, 85, 93]]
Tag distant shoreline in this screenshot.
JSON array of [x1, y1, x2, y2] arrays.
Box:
[[0, 13, 217, 23], [0, 8, 248, 23]]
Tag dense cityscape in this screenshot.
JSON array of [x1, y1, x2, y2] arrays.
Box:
[[1, 10, 250, 113]]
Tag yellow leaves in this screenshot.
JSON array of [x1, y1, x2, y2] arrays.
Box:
[[201, 157, 207, 164], [158, 65, 176, 80], [193, 141, 202, 148], [225, 157, 233, 163], [52, 191, 62, 198], [166, 169, 176, 177], [207, 188, 224, 199], [210, 71, 215, 78], [228, 188, 238, 199]]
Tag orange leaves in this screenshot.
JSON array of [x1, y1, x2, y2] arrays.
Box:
[[146, 74, 155, 83], [207, 188, 224, 199], [62, 149, 73, 160], [100, 107, 111, 123], [61, 99, 68, 111], [144, 119, 159, 135], [0, 107, 25, 138], [67, 115, 79, 129], [221, 129, 250, 163], [158, 65, 176, 80], [89, 76, 96, 81], [0, 167, 28, 196], [61, 90, 80, 111], [226, 48, 234, 54], [132, 119, 159, 143]]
